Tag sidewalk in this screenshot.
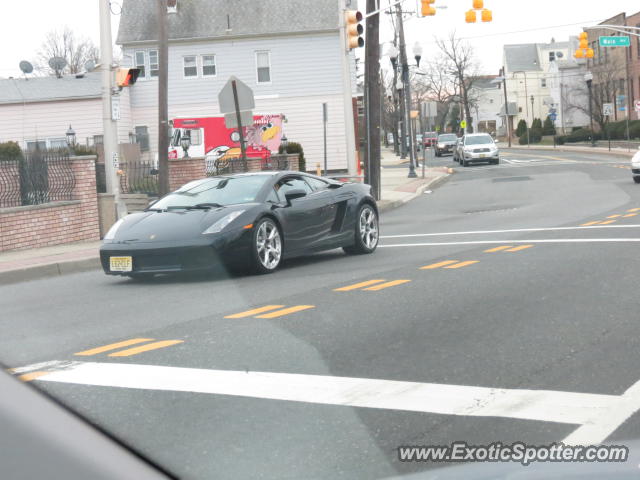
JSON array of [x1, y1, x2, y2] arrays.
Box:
[[499, 142, 637, 158], [377, 147, 451, 212], [0, 241, 101, 285], [0, 154, 450, 284]]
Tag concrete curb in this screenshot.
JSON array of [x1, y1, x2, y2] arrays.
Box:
[[0, 257, 101, 286], [378, 173, 450, 213], [503, 146, 635, 158]]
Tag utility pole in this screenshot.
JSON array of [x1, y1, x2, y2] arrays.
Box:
[[364, 0, 380, 199], [157, 0, 170, 195], [339, 0, 358, 177], [99, 0, 125, 219], [500, 67, 511, 147], [396, 3, 417, 178]]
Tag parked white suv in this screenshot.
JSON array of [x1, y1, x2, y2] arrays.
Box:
[[455, 133, 500, 167], [632, 147, 640, 184]]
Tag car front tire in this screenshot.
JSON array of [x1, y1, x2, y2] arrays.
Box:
[[252, 218, 283, 274], [344, 204, 379, 255], [634, 176, 640, 184]]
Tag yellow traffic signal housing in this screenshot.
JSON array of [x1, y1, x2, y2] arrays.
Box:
[[579, 32, 588, 41], [481, 9, 492, 22], [465, 9, 477, 23], [116, 68, 141, 88], [574, 49, 584, 58], [586, 48, 594, 58], [345, 10, 364, 49], [473, 0, 484, 9], [421, 0, 436, 16]]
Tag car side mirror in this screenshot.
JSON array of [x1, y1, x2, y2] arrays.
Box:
[[284, 189, 307, 204]]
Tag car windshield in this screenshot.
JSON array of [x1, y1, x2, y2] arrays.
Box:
[[439, 134, 457, 141], [465, 136, 494, 145], [152, 175, 269, 208]]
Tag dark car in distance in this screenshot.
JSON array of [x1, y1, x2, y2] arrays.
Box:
[[100, 172, 379, 277]]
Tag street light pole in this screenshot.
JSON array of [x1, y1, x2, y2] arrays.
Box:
[[395, 3, 417, 178], [585, 72, 595, 147], [498, 68, 512, 147]]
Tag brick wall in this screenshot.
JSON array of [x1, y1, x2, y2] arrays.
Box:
[[0, 156, 100, 252], [168, 156, 206, 192]]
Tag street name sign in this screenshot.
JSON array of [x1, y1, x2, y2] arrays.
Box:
[[599, 36, 630, 47]]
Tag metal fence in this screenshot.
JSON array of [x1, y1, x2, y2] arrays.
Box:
[[0, 150, 75, 208], [205, 154, 291, 177], [119, 161, 159, 195]]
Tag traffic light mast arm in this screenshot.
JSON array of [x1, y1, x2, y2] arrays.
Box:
[[363, 0, 407, 19], [583, 25, 640, 38]]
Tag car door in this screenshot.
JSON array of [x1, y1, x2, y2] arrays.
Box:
[[275, 176, 330, 254], [303, 175, 340, 243]]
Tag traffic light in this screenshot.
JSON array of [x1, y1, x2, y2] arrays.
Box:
[[421, 0, 435, 16], [473, 0, 483, 8], [116, 68, 141, 88], [465, 9, 476, 23], [345, 10, 364, 49], [574, 32, 595, 59], [481, 8, 492, 22]]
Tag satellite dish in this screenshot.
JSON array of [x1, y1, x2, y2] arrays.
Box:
[[84, 60, 96, 72], [19, 60, 33, 74], [48, 56, 67, 71]]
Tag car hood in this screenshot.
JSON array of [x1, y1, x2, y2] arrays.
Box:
[[109, 204, 257, 243]]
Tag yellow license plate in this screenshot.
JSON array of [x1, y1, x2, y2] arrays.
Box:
[[110, 256, 133, 272], [480, 154, 486, 158]]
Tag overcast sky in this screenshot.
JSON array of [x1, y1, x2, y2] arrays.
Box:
[[1, 0, 639, 78]]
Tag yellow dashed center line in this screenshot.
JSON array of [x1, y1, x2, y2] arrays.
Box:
[[420, 260, 459, 270], [505, 245, 534, 252], [623, 213, 638, 218], [581, 221, 601, 226], [17, 371, 49, 382], [599, 220, 617, 225], [225, 305, 285, 318], [484, 246, 512, 253], [74, 338, 155, 356], [334, 279, 386, 291], [109, 340, 184, 357], [444, 261, 479, 269], [256, 305, 316, 318], [628, 208, 640, 212], [607, 214, 621, 219], [363, 279, 411, 291]]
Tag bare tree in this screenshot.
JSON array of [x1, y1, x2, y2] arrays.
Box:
[[410, 56, 458, 132], [435, 32, 479, 133], [35, 27, 99, 77], [564, 57, 627, 133]]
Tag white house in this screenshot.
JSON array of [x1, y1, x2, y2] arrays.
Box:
[[0, 73, 132, 150], [470, 76, 502, 135], [116, 0, 358, 171]]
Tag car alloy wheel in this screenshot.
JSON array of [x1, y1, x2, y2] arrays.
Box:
[[360, 205, 379, 250], [255, 218, 282, 273]]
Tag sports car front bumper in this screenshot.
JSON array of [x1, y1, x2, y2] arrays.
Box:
[[100, 227, 253, 275]]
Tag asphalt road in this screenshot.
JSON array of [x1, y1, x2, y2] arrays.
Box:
[[3, 148, 640, 479]]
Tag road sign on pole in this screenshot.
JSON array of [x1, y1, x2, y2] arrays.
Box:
[[603, 103, 614, 116], [599, 36, 631, 47], [224, 110, 253, 129], [218, 76, 255, 113]]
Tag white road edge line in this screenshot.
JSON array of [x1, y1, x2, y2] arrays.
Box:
[[381, 224, 640, 239], [27, 361, 627, 435], [379, 238, 640, 248]]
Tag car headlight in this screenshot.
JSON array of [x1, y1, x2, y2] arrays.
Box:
[[437, 144, 444, 148], [202, 210, 245, 234], [103, 218, 124, 241]]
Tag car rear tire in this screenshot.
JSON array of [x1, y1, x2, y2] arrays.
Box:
[[343, 204, 379, 255], [634, 177, 640, 184], [462, 159, 469, 167], [252, 218, 283, 274]]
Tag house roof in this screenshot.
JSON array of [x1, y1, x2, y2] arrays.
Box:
[[472, 76, 499, 89], [0, 72, 102, 105], [504, 44, 541, 72], [116, 0, 340, 45]]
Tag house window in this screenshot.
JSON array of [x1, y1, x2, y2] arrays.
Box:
[[135, 51, 146, 78], [183, 56, 198, 77], [541, 78, 547, 88], [256, 51, 271, 83], [135, 126, 149, 152], [518, 106, 523, 113], [149, 50, 159, 78], [549, 51, 555, 62], [202, 55, 216, 77], [185, 129, 202, 145], [93, 135, 104, 145]]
